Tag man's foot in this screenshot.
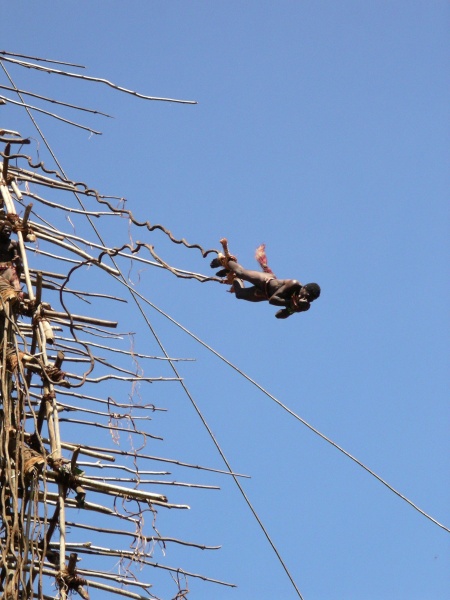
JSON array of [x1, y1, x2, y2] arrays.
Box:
[[210, 252, 227, 269], [215, 268, 228, 278]]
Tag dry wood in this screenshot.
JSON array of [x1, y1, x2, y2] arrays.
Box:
[[47, 388, 167, 410], [58, 417, 163, 439], [41, 308, 118, 328], [40, 491, 189, 511], [49, 441, 250, 477], [0, 83, 113, 117], [63, 520, 222, 549], [21, 432, 116, 461], [28, 566, 149, 599], [86, 476, 220, 490], [54, 335, 194, 360], [31, 230, 120, 275], [1, 55, 198, 104], [44, 471, 169, 503], [58, 545, 236, 587], [23, 189, 119, 215], [0, 94, 103, 135], [66, 373, 180, 383], [38, 494, 139, 519], [0, 50, 86, 68]]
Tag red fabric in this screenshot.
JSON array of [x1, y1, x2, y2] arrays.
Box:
[[255, 244, 275, 275]]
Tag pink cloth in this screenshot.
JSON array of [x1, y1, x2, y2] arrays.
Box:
[[255, 244, 275, 275]]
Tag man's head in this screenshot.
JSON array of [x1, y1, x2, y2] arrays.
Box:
[[302, 283, 321, 302], [0, 221, 12, 239]]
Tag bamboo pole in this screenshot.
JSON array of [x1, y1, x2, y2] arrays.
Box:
[[0, 94, 103, 135], [35, 388, 167, 411], [45, 441, 250, 478], [85, 476, 220, 489], [39, 492, 189, 511], [57, 418, 163, 439], [0, 83, 113, 116], [31, 230, 120, 275], [1, 55, 198, 104], [41, 309, 118, 328], [21, 432, 116, 461], [62, 520, 222, 549], [2, 172, 75, 595], [49, 545, 236, 587], [44, 470, 169, 503]]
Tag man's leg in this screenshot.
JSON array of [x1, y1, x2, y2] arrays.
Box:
[[232, 278, 266, 302], [227, 261, 272, 288]]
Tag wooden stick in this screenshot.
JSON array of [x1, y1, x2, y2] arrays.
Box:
[[1, 55, 198, 104], [66, 373, 180, 383], [25, 279, 128, 303], [71, 567, 152, 589], [53, 402, 153, 419], [52, 442, 250, 478], [0, 51, 86, 68], [76, 462, 168, 475], [38, 320, 125, 337], [44, 388, 166, 410], [0, 84, 113, 117], [22, 190, 118, 215], [0, 95, 102, 135], [28, 268, 69, 280], [27, 567, 152, 599], [38, 494, 138, 519], [29, 221, 215, 278], [41, 309, 118, 328], [40, 491, 189, 511], [2, 142, 10, 181], [45, 470, 169, 503], [57, 418, 163, 439], [54, 336, 194, 361], [85, 477, 220, 490], [21, 432, 116, 461], [31, 231, 120, 275], [62, 521, 222, 549], [55, 546, 236, 587]]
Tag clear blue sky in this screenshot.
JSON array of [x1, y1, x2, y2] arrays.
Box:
[[2, 2, 449, 599]]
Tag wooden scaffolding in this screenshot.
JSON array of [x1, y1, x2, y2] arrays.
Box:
[[0, 53, 232, 600]]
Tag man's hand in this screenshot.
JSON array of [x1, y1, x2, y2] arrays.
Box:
[[275, 308, 291, 319]]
